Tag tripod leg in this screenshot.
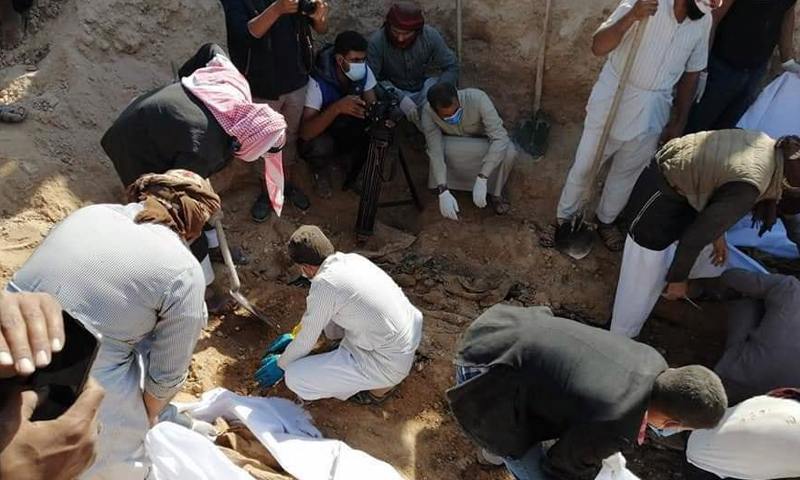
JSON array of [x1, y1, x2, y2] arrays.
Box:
[[398, 148, 423, 211]]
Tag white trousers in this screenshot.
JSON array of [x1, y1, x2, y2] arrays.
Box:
[[557, 130, 659, 224], [610, 235, 726, 338], [426, 136, 517, 197], [284, 345, 415, 401], [284, 322, 416, 401]]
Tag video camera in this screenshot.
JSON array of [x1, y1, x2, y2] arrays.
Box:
[[365, 99, 398, 142]]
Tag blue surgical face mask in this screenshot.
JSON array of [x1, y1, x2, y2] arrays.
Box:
[[648, 424, 682, 437], [443, 107, 463, 125], [345, 61, 367, 82]]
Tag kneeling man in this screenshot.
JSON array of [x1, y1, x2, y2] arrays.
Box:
[[422, 82, 517, 220], [256, 226, 423, 404]]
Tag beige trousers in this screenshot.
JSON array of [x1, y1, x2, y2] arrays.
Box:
[[427, 136, 517, 197], [256, 84, 307, 167]]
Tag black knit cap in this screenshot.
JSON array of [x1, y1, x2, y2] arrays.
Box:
[[288, 226, 335, 266]]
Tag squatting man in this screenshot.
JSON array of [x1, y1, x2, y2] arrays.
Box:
[[255, 226, 423, 405]]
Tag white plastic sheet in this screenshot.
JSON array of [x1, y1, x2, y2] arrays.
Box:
[[146, 423, 253, 480], [176, 388, 407, 480], [594, 453, 641, 480]]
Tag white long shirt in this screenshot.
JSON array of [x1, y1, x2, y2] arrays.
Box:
[[687, 395, 800, 479], [586, 0, 711, 141], [279, 253, 422, 375]]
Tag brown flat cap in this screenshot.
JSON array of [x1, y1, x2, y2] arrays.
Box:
[[288, 225, 335, 266]]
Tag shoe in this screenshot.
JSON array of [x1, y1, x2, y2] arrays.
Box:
[[286, 182, 311, 210], [311, 172, 333, 199], [476, 448, 504, 467], [251, 193, 272, 223]]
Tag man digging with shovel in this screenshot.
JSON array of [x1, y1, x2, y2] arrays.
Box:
[[540, 0, 718, 257]]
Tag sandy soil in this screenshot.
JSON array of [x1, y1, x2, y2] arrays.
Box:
[[3, 1, 798, 479]]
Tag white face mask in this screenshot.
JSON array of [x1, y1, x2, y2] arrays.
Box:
[[694, 0, 719, 14], [345, 61, 367, 82]]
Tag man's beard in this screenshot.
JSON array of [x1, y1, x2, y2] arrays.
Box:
[[686, 0, 705, 20]]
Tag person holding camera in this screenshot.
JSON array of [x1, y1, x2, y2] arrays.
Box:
[[368, 2, 459, 128], [297, 31, 378, 198], [422, 82, 517, 220], [0, 291, 105, 480], [222, 0, 329, 221], [6, 170, 220, 480]]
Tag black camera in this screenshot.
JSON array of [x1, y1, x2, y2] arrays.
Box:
[[365, 99, 398, 141], [299, 0, 318, 15]]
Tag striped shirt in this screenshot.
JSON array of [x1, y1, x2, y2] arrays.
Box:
[[7, 203, 207, 399], [586, 0, 712, 140], [279, 252, 422, 370]]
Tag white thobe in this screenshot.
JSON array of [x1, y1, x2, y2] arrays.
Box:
[[280, 253, 423, 401], [687, 395, 800, 480], [557, 0, 711, 223]]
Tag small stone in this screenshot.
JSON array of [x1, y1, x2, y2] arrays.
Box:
[[416, 362, 425, 372], [234, 326, 241, 332], [215, 330, 226, 338], [381, 410, 390, 421], [395, 274, 417, 288]]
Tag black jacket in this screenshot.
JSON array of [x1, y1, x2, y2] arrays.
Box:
[[101, 44, 234, 186], [222, 0, 312, 100], [447, 305, 668, 480]]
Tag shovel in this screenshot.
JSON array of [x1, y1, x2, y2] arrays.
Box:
[[211, 215, 278, 329], [516, 0, 553, 159], [555, 17, 650, 260]]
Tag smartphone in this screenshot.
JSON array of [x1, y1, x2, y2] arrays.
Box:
[[26, 311, 102, 421]]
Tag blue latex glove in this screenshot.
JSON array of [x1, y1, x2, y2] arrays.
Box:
[[264, 333, 295, 356], [255, 354, 284, 388]]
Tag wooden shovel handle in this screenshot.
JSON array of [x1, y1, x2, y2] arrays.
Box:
[[580, 17, 650, 209]]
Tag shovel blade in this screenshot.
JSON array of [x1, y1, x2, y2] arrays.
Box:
[[554, 221, 594, 260], [530, 110, 552, 159], [515, 119, 535, 155], [230, 291, 277, 329]]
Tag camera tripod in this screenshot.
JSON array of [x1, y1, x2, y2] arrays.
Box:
[[355, 131, 423, 240]]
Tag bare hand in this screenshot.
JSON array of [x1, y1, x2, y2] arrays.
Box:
[[337, 95, 367, 119], [631, 0, 658, 20], [710, 236, 728, 267], [659, 121, 683, 146], [0, 378, 105, 480], [309, 0, 328, 21], [275, 0, 299, 15], [662, 281, 689, 301], [0, 291, 65, 378]]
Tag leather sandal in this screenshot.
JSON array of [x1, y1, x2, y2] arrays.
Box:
[[597, 221, 625, 252]]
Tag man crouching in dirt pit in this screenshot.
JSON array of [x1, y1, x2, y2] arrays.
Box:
[[6, 170, 219, 480], [101, 43, 287, 314], [254, 226, 423, 405], [447, 304, 728, 479]]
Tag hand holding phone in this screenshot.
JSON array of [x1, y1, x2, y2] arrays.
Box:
[[0, 378, 105, 480]]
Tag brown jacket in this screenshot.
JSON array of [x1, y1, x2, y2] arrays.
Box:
[[657, 129, 784, 211]]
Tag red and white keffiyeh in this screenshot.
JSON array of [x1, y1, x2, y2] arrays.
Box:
[[182, 54, 288, 216]]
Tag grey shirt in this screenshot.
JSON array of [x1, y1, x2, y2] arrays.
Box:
[[715, 269, 800, 404], [8, 203, 207, 399], [367, 25, 459, 93]]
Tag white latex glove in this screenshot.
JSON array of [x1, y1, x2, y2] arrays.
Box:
[[782, 59, 800, 76], [694, 70, 708, 103], [472, 176, 488, 208], [399, 96, 419, 123], [438, 190, 459, 220]]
